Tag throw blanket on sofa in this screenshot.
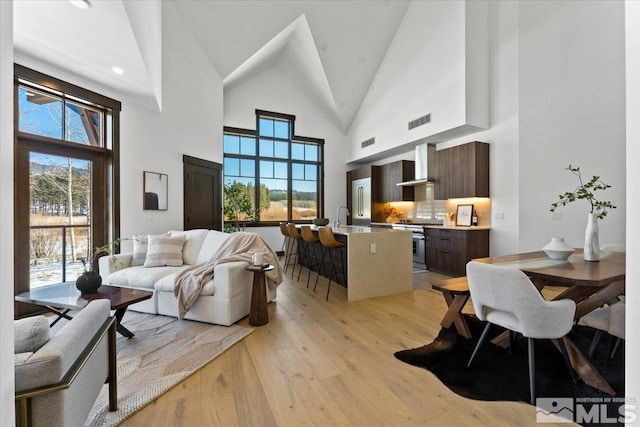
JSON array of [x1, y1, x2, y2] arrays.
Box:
[[174, 232, 283, 319]]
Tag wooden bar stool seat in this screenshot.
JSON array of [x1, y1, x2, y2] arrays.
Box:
[[317, 227, 346, 301], [431, 276, 472, 339]]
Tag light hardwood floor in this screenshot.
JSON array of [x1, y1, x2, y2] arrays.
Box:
[[120, 265, 569, 427]]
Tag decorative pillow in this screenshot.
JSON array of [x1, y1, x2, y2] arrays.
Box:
[[14, 316, 50, 354], [131, 234, 149, 266], [144, 234, 186, 267], [169, 229, 209, 265]]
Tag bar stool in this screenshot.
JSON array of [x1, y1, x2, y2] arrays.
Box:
[[287, 223, 307, 280], [317, 227, 346, 301], [279, 222, 293, 273], [300, 226, 324, 289]]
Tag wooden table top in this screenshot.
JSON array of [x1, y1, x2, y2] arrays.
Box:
[[15, 282, 153, 311], [245, 264, 275, 273], [473, 250, 625, 288]]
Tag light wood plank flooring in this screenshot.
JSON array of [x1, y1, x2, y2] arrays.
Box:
[[120, 265, 570, 426]]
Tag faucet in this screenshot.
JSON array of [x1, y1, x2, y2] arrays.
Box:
[[335, 206, 350, 227]]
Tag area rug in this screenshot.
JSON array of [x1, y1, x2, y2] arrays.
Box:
[[395, 315, 624, 416], [68, 312, 253, 427]]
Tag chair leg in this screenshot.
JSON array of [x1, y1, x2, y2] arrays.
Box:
[[297, 238, 308, 281], [587, 329, 604, 360], [306, 241, 313, 288], [611, 337, 622, 359], [467, 322, 492, 368], [556, 338, 578, 384], [528, 338, 535, 405], [313, 245, 325, 293], [326, 247, 337, 301], [290, 239, 299, 277]]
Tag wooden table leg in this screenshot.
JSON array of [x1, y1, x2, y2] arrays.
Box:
[[573, 281, 625, 321], [559, 336, 616, 395], [440, 291, 472, 339]]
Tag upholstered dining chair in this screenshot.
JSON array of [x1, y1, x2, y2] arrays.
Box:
[[579, 301, 625, 361], [578, 243, 626, 360], [465, 261, 577, 404]]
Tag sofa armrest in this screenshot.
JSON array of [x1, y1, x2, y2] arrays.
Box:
[[14, 300, 118, 427], [98, 253, 133, 279], [14, 300, 112, 392], [211, 261, 253, 298]]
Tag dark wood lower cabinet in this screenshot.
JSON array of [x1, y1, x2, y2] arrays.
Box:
[[425, 228, 489, 276]]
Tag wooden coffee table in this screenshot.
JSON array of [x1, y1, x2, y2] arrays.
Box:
[[15, 282, 153, 338]]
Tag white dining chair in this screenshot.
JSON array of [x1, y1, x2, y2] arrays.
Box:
[[578, 243, 625, 360], [579, 301, 625, 361], [465, 261, 577, 404]]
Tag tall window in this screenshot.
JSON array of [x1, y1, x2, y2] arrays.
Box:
[[14, 65, 120, 310], [223, 110, 324, 224]]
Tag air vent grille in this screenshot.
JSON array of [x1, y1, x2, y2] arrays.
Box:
[[408, 113, 431, 130], [361, 137, 375, 148]]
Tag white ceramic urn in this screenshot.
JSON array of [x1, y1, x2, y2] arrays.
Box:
[[542, 237, 574, 260]]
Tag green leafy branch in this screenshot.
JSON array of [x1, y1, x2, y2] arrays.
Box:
[[77, 237, 126, 272], [223, 182, 260, 232], [550, 165, 616, 220]]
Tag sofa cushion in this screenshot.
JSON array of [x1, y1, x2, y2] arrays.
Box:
[[170, 229, 209, 265], [144, 234, 186, 267], [14, 315, 50, 354], [131, 234, 149, 266], [196, 230, 230, 264], [108, 265, 189, 289], [155, 272, 215, 296]]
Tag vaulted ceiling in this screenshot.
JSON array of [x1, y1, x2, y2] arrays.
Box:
[[13, 0, 410, 133]]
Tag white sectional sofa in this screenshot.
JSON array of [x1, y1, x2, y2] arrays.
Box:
[[98, 229, 277, 326]]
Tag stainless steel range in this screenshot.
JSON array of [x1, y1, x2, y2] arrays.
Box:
[[392, 223, 428, 270]]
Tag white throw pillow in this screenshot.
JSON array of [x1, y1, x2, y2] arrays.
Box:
[[144, 234, 186, 267], [169, 229, 209, 265], [131, 234, 148, 266]]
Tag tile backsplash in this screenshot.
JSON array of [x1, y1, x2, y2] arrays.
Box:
[[412, 198, 491, 226]]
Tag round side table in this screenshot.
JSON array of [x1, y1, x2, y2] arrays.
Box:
[[245, 264, 274, 326]]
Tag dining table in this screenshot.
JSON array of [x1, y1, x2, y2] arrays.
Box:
[[473, 249, 625, 395]]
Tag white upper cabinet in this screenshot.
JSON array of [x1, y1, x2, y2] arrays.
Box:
[[347, 0, 489, 163]]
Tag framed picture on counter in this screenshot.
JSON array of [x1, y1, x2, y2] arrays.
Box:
[[456, 204, 473, 226]]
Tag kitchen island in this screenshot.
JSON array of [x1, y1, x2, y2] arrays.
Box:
[[297, 225, 413, 301]]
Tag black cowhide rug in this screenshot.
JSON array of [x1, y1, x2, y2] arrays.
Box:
[[395, 315, 625, 426]]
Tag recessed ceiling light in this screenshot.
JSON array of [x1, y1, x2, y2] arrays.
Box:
[[69, 0, 90, 10], [112, 67, 124, 75]]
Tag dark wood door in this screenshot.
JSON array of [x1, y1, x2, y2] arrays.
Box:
[[183, 155, 222, 231]]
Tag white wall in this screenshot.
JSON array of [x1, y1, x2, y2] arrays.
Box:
[[224, 66, 349, 250], [518, 0, 625, 252], [12, 3, 224, 252], [0, 1, 15, 423], [372, 1, 625, 257], [625, 0, 640, 411], [437, 0, 520, 256], [347, 0, 488, 163], [118, 2, 223, 247]]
